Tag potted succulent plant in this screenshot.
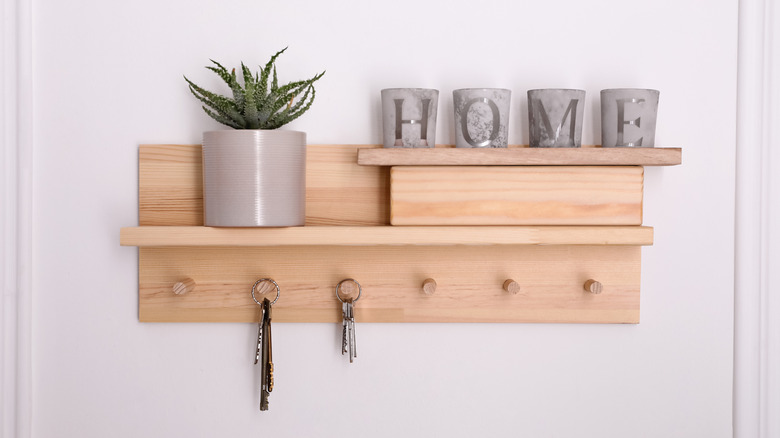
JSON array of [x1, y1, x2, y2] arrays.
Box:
[[184, 48, 324, 227]]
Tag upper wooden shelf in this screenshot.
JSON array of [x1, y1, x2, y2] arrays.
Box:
[[120, 225, 654, 247], [357, 147, 682, 166]]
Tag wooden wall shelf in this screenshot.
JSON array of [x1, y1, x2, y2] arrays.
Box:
[[357, 146, 682, 166], [121, 144, 678, 324]]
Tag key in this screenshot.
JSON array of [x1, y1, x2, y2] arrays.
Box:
[[347, 299, 357, 363], [265, 299, 274, 394], [341, 298, 357, 363], [336, 278, 361, 364], [254, 304, 265, 365], [341, 301, 349, 355], [341, 299, 353, 361], [259, 298, 274, 411], [251, 278, 279, 412]]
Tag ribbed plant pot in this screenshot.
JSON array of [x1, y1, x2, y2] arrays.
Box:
[[202, 130, 306, 227]]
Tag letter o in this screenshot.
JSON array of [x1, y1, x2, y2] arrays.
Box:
[[461, 98, 501, 147]]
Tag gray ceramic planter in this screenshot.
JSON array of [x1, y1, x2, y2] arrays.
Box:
[[600, 88, 659, 147], [453, 88, 511, 148], [202, 130, 306, 227], [381, 88, 439, 148], [527, 89, 585, 148]]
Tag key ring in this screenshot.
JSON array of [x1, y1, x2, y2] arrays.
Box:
[[335, 278, 362, 303], [252, 278, 280, 306]]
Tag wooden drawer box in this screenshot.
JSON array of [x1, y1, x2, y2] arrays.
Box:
[[390, 165, 644, 226]]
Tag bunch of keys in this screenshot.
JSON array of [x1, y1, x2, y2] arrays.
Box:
[[336, 279, 361, 363], [252, 278, 279, 411]]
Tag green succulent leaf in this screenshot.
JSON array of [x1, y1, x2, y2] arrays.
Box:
[[205, 61, 245, 112], [239, 63, 258, 128], [258, 47, 286, 99], [240, 63, 254, 89], [202, 106, 243, 129], [269, 85, 317, 129], [205, 60, 232, 86], [285, 83, 314, 116], [184, 76, 245, 127]]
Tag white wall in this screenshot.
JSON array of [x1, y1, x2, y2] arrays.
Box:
[[32, 0, 737, 436]]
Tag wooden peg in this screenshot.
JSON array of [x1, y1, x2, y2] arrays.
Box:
[[422, 278, 437, 295], [584, 279, 603, 294], [338, 279, 359, 299], [172, 278, 196, 295], [255, 279, 278, 296], [503, 279, 520, 295]]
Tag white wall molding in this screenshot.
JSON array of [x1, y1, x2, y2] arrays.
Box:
[[763, 1, 780, 435], [734, 0, 779, 436], [1, 0, 32, 437]]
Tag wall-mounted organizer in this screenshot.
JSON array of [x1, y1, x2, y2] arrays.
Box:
[[120, 144, 681, 324]]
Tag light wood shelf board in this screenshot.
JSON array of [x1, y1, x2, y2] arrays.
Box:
[[120, 225, 654, 247], [358, 147, 682, 166]]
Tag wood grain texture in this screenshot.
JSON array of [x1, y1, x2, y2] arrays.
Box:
[[305, 145, 389, 225], [390, 166, 644, 225], [139, 245, 641, 323], [139, 144, 389, 226], [358, 147, 682, 166], [120, 225, 654, 247], [139, 145, 203, 226]]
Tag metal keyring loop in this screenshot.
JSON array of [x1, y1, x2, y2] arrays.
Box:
[[335, 278, 362, 303], [252, 278, 280, 306]]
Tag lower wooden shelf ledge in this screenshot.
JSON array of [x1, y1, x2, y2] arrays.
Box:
[[120, 225, 654, 247]]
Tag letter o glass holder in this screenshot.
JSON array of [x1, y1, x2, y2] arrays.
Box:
[[453, 88, 511, 148]]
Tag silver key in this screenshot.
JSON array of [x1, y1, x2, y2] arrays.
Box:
[[347, 299, 357, 363], [336, 279, 361, 364], [341, 301, 349, 355]]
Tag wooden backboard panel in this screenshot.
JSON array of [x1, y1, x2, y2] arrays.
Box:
[[139, 245, 641, 323], [139, 144, 390, 226]]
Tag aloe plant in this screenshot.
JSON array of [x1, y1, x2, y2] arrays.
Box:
[[184, 48, 325, 129]]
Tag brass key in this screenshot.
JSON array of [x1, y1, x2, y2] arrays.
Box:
[[254, 305, 264, 365], [260, 298, 273, 410]]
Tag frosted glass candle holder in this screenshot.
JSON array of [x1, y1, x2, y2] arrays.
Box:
[[527, 89, 585, 148], [452, 88, 511, 148], [381, 88, 439, 148], [600, 88, 660, 147]]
